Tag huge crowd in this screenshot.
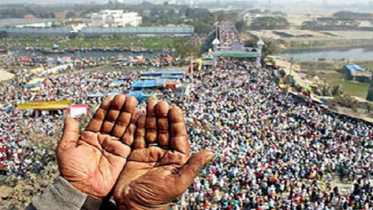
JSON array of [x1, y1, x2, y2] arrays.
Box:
[[0, 54, 373, 210]]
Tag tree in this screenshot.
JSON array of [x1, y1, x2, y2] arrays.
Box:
[[0, 31, 8, 39], [173, 39, 202, 61], [331, 84, 342, 96], [250, 16, 289, 30], [66, 11, 76, 19], [235, 20, 248, 33], [244, 37, 278, 58]]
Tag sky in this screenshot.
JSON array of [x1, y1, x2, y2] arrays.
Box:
[[0, 0, 370, 5]]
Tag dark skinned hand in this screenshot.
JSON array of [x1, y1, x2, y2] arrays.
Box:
[[113, 100, 215, 209], [56, 95, 140, 199]]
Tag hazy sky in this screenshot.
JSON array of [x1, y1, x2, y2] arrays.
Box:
[[0, 0, 371, 5]]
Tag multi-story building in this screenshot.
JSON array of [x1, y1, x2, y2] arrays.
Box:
[[91, 10, 142, 27]]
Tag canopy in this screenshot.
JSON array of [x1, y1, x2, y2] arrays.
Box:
[[115, 57, 129, 62], [17, 100, 71, 110], [26, 78, 45, 88], [155, 78, 169, 87], [131, 80, 156, 89], [87, 93, 106, 97], [107, 91, 123, 96], [109, 80, 124, 87], [127, 91, 153, 103], [1, 105, 13, 111]]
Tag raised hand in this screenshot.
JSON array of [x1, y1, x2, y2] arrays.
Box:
[[113, 100, 215, 209], [56, 95, 139, 199]]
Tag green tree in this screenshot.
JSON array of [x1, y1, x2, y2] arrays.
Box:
[[66, 11, 76, 19], [235, 20, 248, 33], [250, 16, 289, 30], [0, 31, 8, 39], [173, 39, 202, 61], [244, 37, 278, 58]]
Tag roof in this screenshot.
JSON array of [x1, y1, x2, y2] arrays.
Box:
[[257, 39, 264, 45], [345, 64, 365, 72], [212, 38, 220, 45]]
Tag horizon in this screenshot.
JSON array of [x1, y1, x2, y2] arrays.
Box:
[[0, 0, 372, 5]]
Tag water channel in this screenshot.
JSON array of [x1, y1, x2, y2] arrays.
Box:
[[278, 46, 373, 62]]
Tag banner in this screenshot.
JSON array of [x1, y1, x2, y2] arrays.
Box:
[[17, 100, 71, 110], [67, 104, 89, 118]]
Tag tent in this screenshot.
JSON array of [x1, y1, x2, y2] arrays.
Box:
[[155, 78, 169, 87], [107, 91, 123, 96], [131, 80, 156, 89], [87, 93, 106, 97], [1, 105, 13, 111], [17, 100, 71, 110], [26, 78, 45, 88], [115, 57, 129, 62], [127, 91, 153, 103], [109, 80, 124, 87]]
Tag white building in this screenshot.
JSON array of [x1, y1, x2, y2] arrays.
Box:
[[242, 13, 261, 26], [91, 10, 142, 27]]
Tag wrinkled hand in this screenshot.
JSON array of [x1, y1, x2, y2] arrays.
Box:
[[57, 95, 140, 199], [114, 100, 215, 209]]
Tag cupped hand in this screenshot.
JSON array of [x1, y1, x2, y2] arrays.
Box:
[[113, 100, 215, 209], [56, 95, 140, 199]]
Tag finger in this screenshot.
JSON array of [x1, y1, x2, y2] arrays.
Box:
[[111, 96, 138, 138], [57, 118, 80, 151], [156, 101, 170, 149], [169, 107, 189, 155], [121, 110, 142, 146], [133, 113, 146, 149], [175, 151, 215, 188], [85, 96, 113, 132], [145, 100, 157, 144], [101, 94, 127, 134]]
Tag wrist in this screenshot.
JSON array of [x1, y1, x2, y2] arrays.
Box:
[[117, 196, 168, 210]]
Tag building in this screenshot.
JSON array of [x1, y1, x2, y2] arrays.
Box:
[[242, 13, 261, 26], [343, 64, 372, 83], [91, 10, 142, 27]]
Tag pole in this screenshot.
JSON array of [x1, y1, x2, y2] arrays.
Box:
[[190, 53, 193, 84], [179, 193, 185, 210], [289, 57, 293, 76]]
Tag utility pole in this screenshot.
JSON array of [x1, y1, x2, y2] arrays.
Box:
[[289, 57, 294, 76], [190, 53, 193, 84]]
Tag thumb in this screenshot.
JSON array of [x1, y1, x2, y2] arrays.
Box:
[[176, 150, 215, 188], [57, 118, 80, 151]]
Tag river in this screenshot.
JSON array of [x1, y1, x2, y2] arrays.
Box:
[[13, 46, 373, 62], [278, 46, 373, 62]]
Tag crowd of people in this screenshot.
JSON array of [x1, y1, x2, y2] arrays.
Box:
[[1, 52, 373, 209], [0, 69, 137, 177]]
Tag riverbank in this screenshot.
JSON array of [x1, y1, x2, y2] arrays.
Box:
[[286, 40, 373, 51]]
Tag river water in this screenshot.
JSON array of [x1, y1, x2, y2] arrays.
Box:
[[13, 46, 373, 62], [278, 46, 373, 62]]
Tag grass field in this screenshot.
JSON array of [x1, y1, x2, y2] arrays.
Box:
[[302, 61, 371, 99], [1, 37, 186, 49]]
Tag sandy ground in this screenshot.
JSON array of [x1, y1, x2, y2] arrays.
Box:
[[0, 69, 14, 81]]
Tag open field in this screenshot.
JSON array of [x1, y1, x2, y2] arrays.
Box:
[[300, 61, 371, 99]]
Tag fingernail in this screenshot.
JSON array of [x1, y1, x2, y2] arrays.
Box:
[[205, 153, 215, 163]]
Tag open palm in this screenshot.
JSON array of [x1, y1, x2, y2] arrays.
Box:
[[114, 101, 214, 209], [57, 95, 140, 199]]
